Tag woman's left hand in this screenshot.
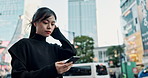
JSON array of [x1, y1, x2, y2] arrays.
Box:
[[55, 61, 73, 74]]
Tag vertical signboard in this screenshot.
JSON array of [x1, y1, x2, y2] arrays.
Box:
[[137, 0, 148, 53], [125, 32, 143, 64]]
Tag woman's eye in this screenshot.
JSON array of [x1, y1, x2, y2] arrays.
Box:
[[43, 22, 48, 24], [43, 21, 48, 24], [51, 24, 55, 26]]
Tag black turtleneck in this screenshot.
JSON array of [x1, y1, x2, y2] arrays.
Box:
[[8, 28, 77, 78], [31, 34, 46, 41]]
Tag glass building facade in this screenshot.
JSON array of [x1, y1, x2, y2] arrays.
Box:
[[0, 0, 24, 41], [68, 0, 98, 47]]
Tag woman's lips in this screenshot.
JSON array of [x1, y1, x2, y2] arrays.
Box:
[[46, 31, 51, 34]]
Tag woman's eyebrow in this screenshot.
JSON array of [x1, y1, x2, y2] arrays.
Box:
[[44, 19, 55, 22], [46, 20, 56, 23], [51, 21, 56, 23]]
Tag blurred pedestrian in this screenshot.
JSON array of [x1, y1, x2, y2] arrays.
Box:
[[8, 7, 77, 78], [110, 70, 116, 78]]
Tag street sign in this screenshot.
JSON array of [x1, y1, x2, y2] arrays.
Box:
[[132, 67, 138, 74]]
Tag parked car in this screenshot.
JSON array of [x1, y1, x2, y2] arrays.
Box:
[[63, 63, 110, 78], [138, 66, 148, 78]]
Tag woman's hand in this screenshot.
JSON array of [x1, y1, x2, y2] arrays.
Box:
[[55, 61, 73, 74], [55, 25, 58, 28], [51, 27, 64, 40]]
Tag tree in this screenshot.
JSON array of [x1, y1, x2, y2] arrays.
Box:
[[74, 35, 94, 63], [106, 45, 124, 67]]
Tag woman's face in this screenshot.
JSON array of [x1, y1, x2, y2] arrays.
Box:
[[34, 15, 56, 37]]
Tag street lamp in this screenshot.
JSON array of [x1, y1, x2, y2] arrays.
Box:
[[119, 45, 123, 78], [67, 31, 75, 45]]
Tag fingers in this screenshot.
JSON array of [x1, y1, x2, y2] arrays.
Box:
[[56, 61, 64, 64], [65, 63, 73, 71], [65, 62, 73, 66], [55, 25, 58, 28], [55, 61, 73, 74], [62, 63, 72, 72], [63, 62, 73, 72]]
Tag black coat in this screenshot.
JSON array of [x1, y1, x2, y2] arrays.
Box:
[[8, 28, 77, 78]]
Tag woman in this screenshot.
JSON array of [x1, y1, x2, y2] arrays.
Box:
[[8, 7, 77, 78]]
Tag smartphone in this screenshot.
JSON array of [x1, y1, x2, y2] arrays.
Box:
[[65, 56, 80, 63]]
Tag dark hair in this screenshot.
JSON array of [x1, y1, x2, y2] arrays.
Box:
[[29, 7, 57, 38]]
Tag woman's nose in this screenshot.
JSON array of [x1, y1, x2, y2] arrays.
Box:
[[47, 24, 51, 29]]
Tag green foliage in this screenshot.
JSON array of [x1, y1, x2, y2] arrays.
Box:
[[106, 46, 123, 56], [74, 35, 94, 63], [106, 45, 124, 67]]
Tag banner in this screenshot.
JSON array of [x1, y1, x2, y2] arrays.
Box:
[[125, 32, 143, 63], [137, 0, 148, 53]]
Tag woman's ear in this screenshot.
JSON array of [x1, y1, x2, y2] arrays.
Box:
[[33, 22, 37, 27]]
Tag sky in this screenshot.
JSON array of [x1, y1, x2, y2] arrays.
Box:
[[40, 0, 123, 47]]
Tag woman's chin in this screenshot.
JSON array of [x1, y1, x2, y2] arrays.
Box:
[[45, 35, 50, 37], [43, 34, 50, 37]]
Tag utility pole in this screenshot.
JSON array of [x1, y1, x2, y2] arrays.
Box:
[[72, 32, 75, 45], [117, 29, 123, 78]]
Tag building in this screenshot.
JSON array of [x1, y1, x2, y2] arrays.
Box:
[[136, 0, 148, 66], [0, 0, 42, 64], [93, 46, 109, 63], [0, 0, 24, 41], [0, 0, 43, 44], [120, 0, 148, 65], [68, 0, 98, 47]]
